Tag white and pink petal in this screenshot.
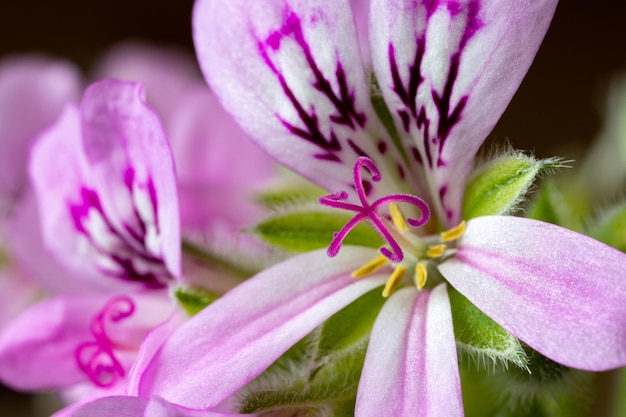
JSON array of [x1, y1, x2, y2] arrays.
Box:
[[0, 292, 172, 391], [193, 0, 410, 199], [356, 284, 463, 417], [439, 216, 626, 371], [136, 247, 386, 409], [370, 0, 558, 226]]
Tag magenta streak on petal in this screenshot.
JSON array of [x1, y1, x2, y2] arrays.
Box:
[[68, 185, 170, 289], [75, 296, 135, 388], [409, 290, 430, 412], [257, 11, 367, 161], [319, 157, 430, 262], [388, 1, 481, 170], [453, 247, 581, 319]]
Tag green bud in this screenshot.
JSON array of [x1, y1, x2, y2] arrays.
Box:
[[463, 153, 563, 219]]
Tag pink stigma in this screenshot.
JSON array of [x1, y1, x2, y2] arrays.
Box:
[[319, 157, 430, 262], [75, 295, 135, 388]]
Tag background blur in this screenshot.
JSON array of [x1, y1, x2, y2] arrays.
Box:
[[0, 0, 625, 416]]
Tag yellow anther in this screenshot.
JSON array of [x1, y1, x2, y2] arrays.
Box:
[[415, 262, 428, 290], [390, 203, 409, 232], [382, 265, 407, 298], [440, 220, 466, 242], [351, 255, 388, 278], [426, 244, 447, 258]]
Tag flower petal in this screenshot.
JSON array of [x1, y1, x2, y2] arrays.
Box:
[[92, 41, 201, 122], [80, 80, 181, 279], [370, 0, 558, 226], [136, 247, 386, 408], [0, 293, 172, 391], [165, 87, 276, 232], [356, 285, 463, 417], [60, 395, 251, 417], [0, 55, 80, 217], [193, 0, 409, 197], [439, 215, 626, 371], [29, 80, 181, 289]]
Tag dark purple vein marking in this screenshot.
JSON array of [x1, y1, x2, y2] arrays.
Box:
[[69, 175, 170, 289], [258, 11, 367, 161], [387, 2, 483, 170]]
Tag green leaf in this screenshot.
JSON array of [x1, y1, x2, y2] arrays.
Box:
[[236, 287, 385, 414], [463, 153, 562, 219], [448, 287, 527, 370], [173, 285, 219, 316], [587, 202, 626, 252], [252, 210, 383, 252]]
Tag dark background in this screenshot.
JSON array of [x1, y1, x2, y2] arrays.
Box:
[[0, 1, 625, 416]]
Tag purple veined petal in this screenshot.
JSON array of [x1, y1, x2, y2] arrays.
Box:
[[439, 216, 626, 371], [79, 80, 181, 279], [193, 0, 412, 199], [356, 284, 463, 417], [370, 0, 558, 227], [91, 41, 201, 123], [136, 247, 387, 408], [0, 55, 81, 220], [28, 104, 111, 289], [0, 292, 172, 391], [60, 395, 254, 417]]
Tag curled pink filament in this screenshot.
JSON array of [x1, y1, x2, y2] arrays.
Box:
[[319, 157, 430, 262], [75, 295, 135, 387]]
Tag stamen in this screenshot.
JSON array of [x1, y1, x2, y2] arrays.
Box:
[[426, 244, 447, 258], [390, 203, 409, 232], [319, 157, 430, 262], [382, 265, 407, 298], [441, 220, 466, 242], [415, 262, 428, 290], [351, 255, 389, 278]]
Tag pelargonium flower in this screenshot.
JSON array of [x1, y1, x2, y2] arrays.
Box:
[[0, 79, 181, 400], [76, 0, 626, 416], [30, 78, 181, 290]]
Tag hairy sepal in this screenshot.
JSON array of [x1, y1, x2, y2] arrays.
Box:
[[448, 287, 527, 371], [463, 153, 562, 219]]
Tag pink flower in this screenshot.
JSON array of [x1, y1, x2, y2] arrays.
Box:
[[126, 1, 626, 416]]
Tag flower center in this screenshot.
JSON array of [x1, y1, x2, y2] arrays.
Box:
[[74, 295, 135, 388], [319, 156, 466, 297]]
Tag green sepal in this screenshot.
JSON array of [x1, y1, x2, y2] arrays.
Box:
[[448, 287, 527, 370], [252, 210, 383, 252], [173, 285, 219, 316], [463, 153, 562, 219], [587, 202, 626, 252], [236, 287, 385, 414], [527, 180, 585, 231], [461, 346, 593, 417]]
